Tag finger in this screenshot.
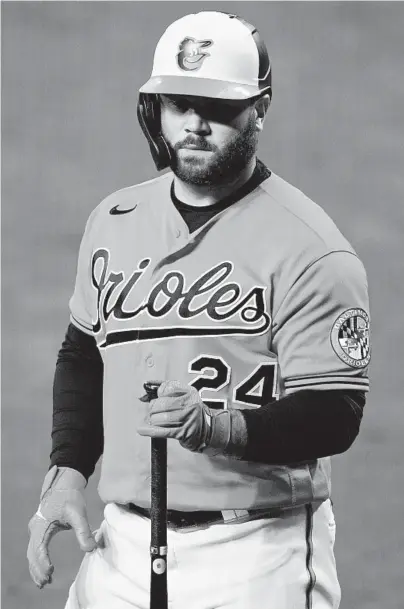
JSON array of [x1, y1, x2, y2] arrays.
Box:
[[28, 556, 54, 589], [64, 504, 97, 553], [149, 411, 184, 428], [158, 380, 188, 397], [28, 538, 54, 576], [28, 553, 51, 588], [139, 409, 178, 430], [94, 528, 105, 549], [28, 562, 46, 589], [137, 425, 176, 439], [149, 396, 185, 414], [27, 517, 57, 584], [27, 516, 58, 570]]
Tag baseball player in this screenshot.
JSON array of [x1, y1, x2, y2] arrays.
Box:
[[27, 11, 371, 609]]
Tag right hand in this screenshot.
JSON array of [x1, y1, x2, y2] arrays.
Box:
[[27, 466, 97, 589]]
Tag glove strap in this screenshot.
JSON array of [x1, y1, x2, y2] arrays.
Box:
[[203, 409, 248, 458]]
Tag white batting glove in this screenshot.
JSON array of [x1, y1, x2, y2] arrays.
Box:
[[138, 380, 247, 456], [27, 466, 97, 589]]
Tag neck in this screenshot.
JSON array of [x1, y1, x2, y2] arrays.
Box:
[[173, 158, 257, 207]]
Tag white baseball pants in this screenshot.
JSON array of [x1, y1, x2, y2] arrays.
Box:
[[64, 499, 341, 609]]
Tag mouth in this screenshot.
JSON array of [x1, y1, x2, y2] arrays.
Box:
[[180, 144, 212, 151]]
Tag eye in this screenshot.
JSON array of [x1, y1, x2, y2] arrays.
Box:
[[164, 96, 189, 113], [173, 100, 190, 113], [203, 100, 250, 122]]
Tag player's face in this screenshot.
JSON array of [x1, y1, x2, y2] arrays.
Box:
[[160, 94, 262, 186]]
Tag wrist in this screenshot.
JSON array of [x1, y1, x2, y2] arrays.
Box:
[[203, 408, 248, 458], [41, 465, 87, 500]]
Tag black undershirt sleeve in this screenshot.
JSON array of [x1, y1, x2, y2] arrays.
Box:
[[50, 323, 104, 481], [241, 389, 365, 465]]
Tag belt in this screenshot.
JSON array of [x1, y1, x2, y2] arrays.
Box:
[[126, 503, 283, 529]]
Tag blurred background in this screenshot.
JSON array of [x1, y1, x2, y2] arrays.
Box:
[[2, 2, 403, 608]]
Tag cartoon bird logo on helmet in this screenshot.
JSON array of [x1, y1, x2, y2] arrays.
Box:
[[176, 37, 213, 72]]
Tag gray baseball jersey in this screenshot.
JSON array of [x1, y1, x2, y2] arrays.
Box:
[[69, 170, 370, 510]]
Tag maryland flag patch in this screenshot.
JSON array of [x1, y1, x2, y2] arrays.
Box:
[[331, 308, 371, 368]]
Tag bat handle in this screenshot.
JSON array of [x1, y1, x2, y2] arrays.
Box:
[[150, 437, 168, 609]]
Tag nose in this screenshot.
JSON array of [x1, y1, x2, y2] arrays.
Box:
[[184, 109, 211, 135]]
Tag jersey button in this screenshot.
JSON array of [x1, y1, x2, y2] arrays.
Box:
[[146, 356, 154, 367], [175, 229, 181, 238]]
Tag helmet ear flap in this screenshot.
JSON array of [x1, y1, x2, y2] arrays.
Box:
[[137, 94, 172, 171]]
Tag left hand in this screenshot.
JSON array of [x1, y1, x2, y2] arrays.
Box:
[[138, 380, 212, 452]]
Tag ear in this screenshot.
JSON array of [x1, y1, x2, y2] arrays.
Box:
[[254, 94, 271, 132]]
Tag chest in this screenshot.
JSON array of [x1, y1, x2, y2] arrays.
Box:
[[91, 206, 281, 344]]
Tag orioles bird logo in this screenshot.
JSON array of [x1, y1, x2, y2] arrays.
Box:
[[177, 37, 213, 72]]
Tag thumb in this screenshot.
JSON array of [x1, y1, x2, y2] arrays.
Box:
[[65, 503, 97, 553]]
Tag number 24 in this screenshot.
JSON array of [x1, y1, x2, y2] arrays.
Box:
[[188, 355, 279, 409]]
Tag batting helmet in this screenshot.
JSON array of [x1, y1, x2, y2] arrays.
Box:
[[137, 11, 272, 170]]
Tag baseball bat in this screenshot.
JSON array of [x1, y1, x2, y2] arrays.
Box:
[[141, 382, 168, 609]]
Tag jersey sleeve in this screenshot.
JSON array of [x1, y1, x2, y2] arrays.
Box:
[[69, 209, 99, 336], [271, 251, 371, 394]]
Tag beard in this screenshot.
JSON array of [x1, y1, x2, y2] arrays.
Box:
[[166, 115, 258, 186]]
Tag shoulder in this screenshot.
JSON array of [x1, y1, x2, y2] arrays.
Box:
[[84, 171, 173, 233], [256, 171, 357, 257]]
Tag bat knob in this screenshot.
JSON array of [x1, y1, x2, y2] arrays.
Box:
[[152, 558, 166, 574], [140, 382, 161, 402]]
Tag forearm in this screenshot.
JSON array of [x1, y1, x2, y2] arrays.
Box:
[[219, 390, 365, 464], [50, 324, 104, 481]]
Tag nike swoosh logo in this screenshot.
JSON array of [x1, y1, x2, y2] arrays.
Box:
[[109, 204, 137, 215]]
